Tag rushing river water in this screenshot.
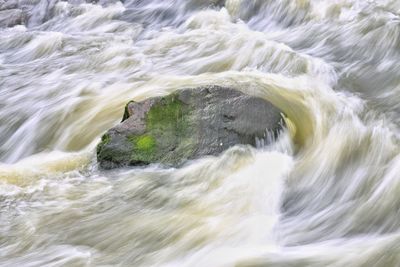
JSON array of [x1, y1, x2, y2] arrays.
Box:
[[1, 0, 400, 266]]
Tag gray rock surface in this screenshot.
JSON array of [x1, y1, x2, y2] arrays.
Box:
[[97, 86, 284, 169]]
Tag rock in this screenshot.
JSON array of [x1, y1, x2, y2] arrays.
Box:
[[97, 86, 284, 169], [0, 9, 26, 27]]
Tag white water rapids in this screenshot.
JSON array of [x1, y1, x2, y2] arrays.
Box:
[[1, 0, 400, 266]]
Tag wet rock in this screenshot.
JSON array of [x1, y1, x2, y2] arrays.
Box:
[[0, 9, 26, 27], [97, 86, 284, 169]]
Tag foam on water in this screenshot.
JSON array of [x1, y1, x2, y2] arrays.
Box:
[[1, 0, 400, 266]]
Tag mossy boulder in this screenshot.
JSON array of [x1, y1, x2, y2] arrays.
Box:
[[97, 86, 284, 169]]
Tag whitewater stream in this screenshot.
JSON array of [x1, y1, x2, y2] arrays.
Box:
[[1, 0, 400, 266]]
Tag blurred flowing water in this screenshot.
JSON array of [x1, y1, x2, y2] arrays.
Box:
[[1, 0, 400, 266]]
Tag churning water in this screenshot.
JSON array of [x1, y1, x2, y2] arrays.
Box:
[[1, 0, 400, 266]]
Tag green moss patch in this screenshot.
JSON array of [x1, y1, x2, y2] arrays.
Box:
[[146, 94, 187, 133], [129, 134, 157, 163], [135, 135, 156, 153], [97, 133, 111, 154], [128, 94, 193, 165]]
